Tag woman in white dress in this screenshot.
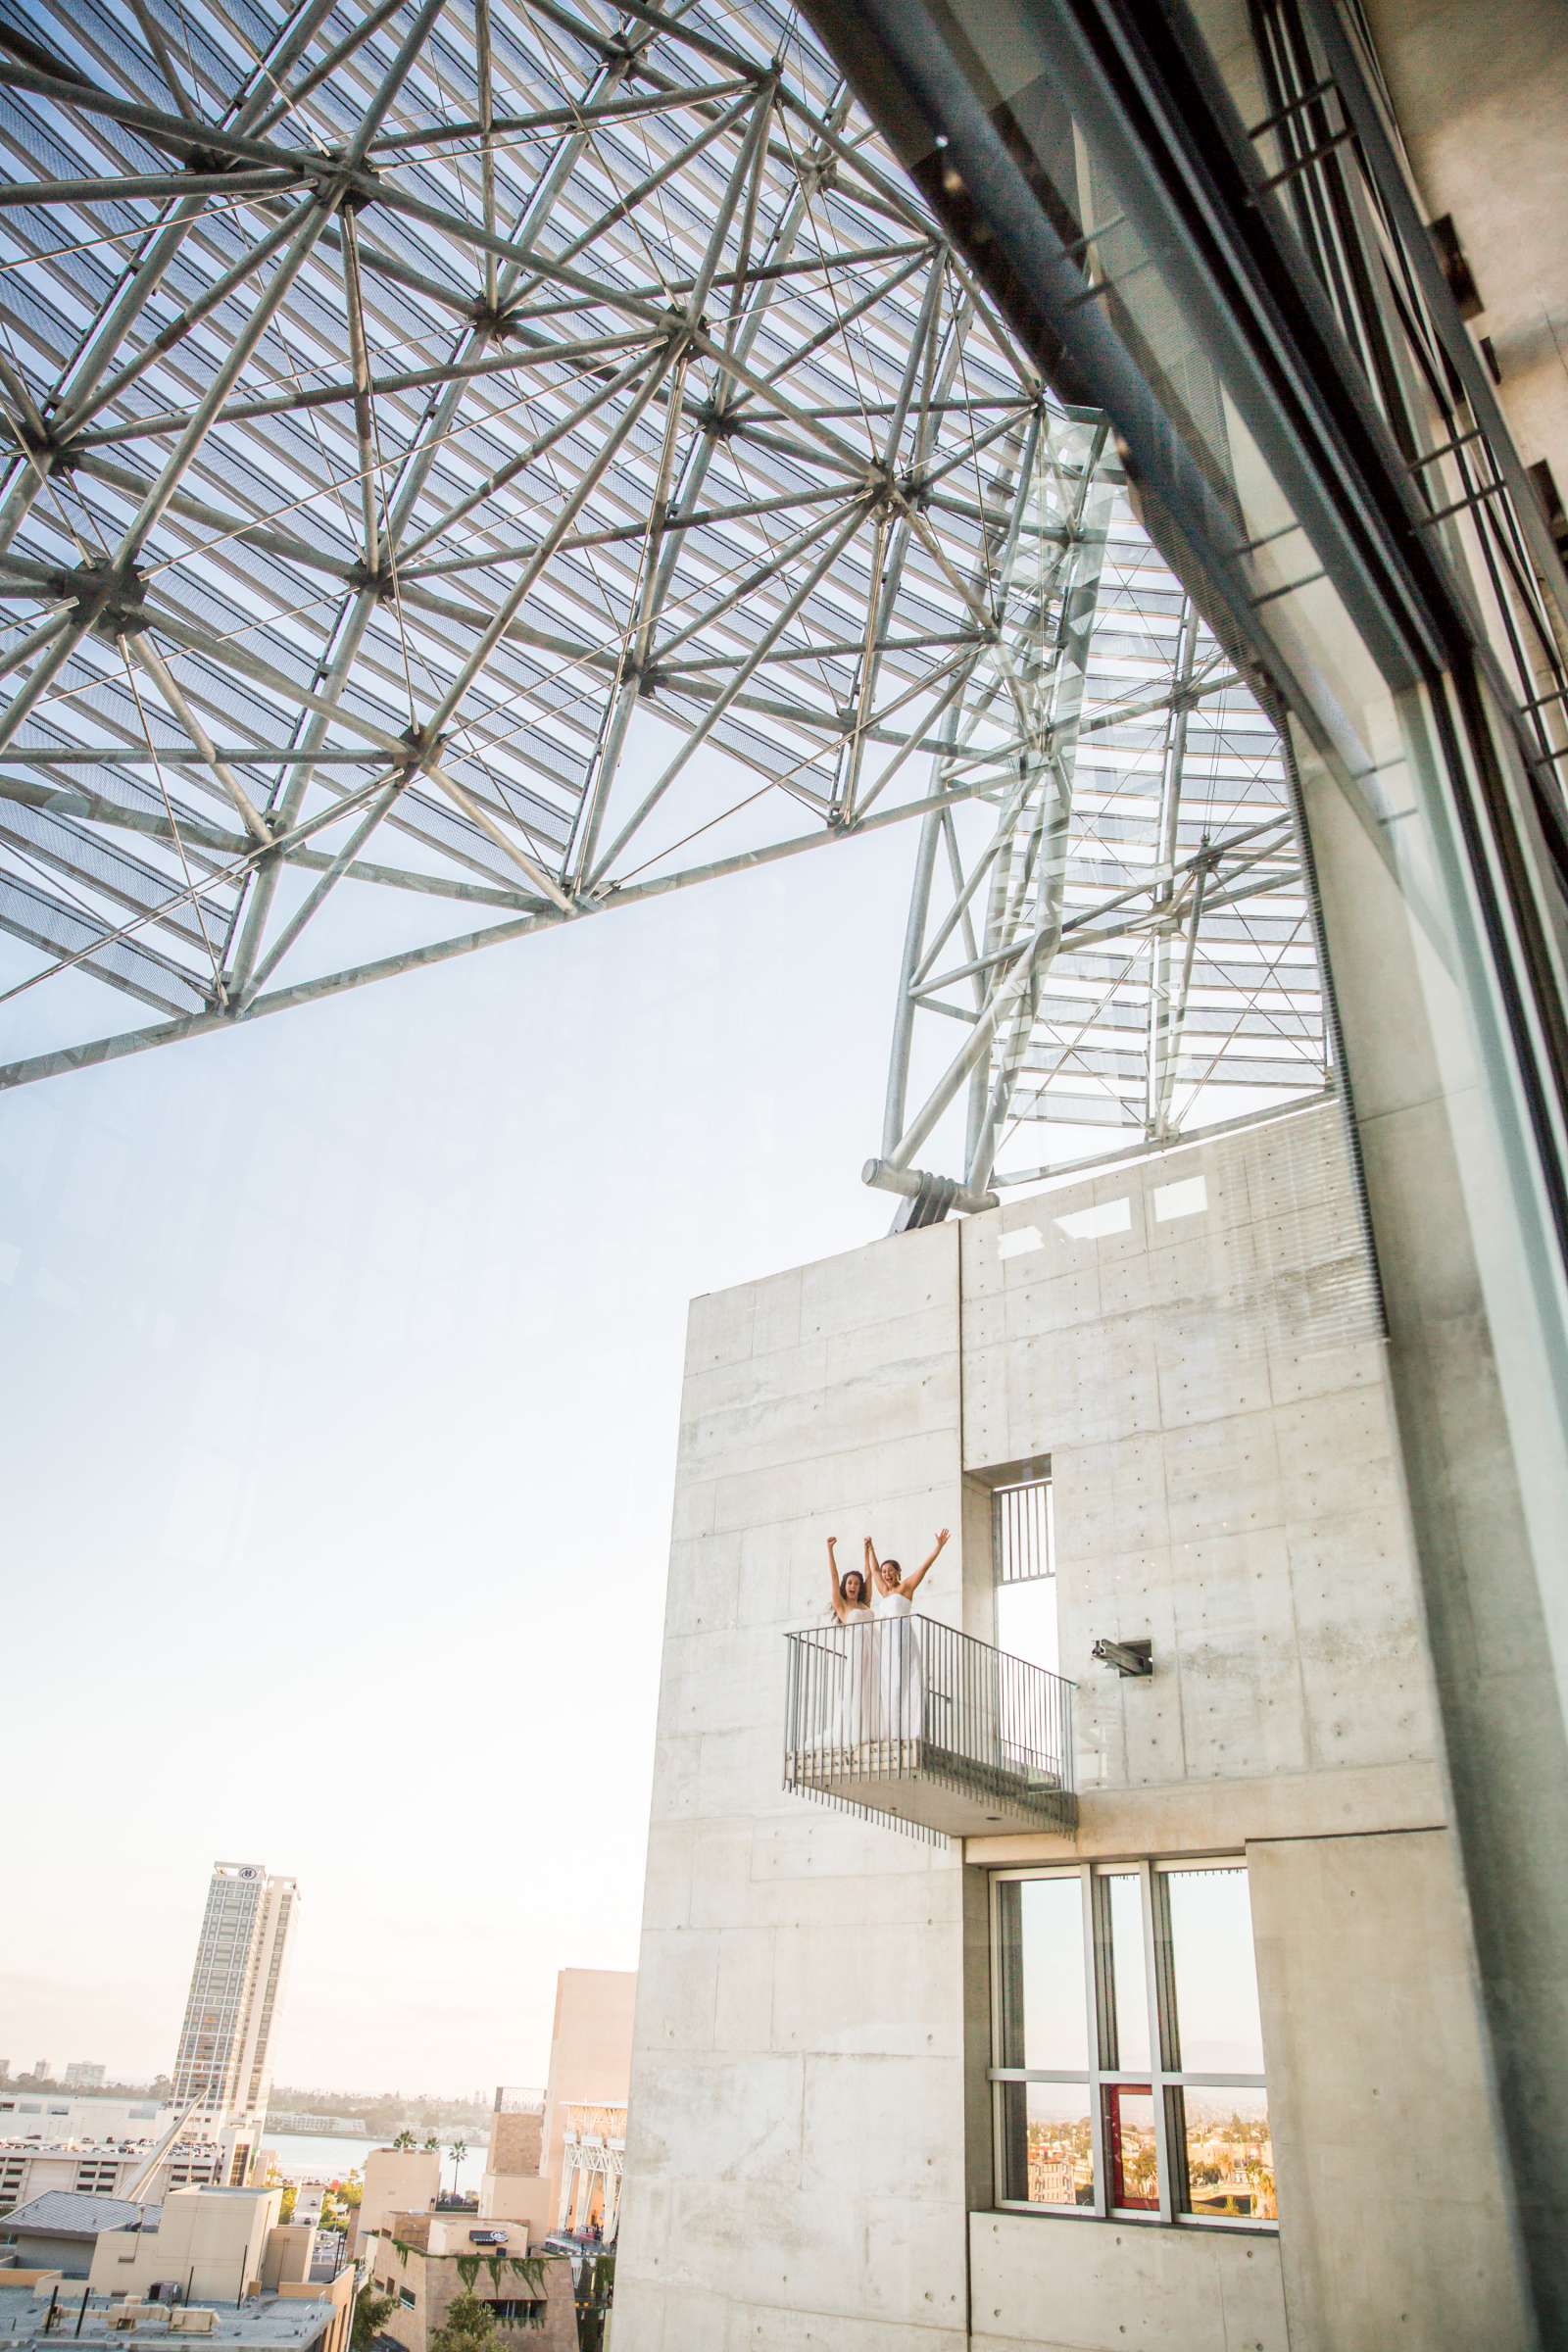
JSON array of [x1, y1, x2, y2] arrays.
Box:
[[865, 1529, 950, 1743], [825, 1536, 873, 1748]]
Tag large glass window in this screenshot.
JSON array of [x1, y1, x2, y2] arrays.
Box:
[[996, 1876, 1089, 2073], [991, 1861, 1276, 2228]]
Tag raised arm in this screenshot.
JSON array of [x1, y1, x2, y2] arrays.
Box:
[[900, 1528, 951, 1597], [827, 1536, 848, 1624], [864, 1536, 880, 1586]]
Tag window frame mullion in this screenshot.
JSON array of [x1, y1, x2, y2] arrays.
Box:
[[1081, 1861, 1109, 2218], [1141, 1856, 1178, 2226], [989, 1865, 1007, 2205]]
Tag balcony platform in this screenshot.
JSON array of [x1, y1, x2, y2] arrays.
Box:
[[787, 1737, 1074, 1838], [783, 1617, 1078, 1843]]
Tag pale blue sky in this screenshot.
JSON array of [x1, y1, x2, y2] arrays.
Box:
[[0, 811, 916, 2093]]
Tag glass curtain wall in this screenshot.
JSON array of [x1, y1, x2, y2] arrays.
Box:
[[799, 0, 1568, 2332]]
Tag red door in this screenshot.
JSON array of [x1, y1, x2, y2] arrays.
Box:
[[1104, 2085, 1158, 2210]]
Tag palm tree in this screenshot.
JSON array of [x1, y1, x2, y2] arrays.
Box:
[[392, 2131, 416, 2153], [447, 2138, 469, 2199]]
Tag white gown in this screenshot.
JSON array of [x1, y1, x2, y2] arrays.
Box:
[[838, 1601, 873, 1747], [871, 1585, 923, 1742]]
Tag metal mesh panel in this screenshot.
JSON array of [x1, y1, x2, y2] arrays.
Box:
[[0, 870, 206, 1011]]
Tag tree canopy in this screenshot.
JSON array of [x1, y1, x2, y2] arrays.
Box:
[[428, 2294, 496, 2352], [351, 2288, 395, 2352]]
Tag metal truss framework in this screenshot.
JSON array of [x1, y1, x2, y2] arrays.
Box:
[[870, 419, 1330, 1203], [0, 0, 1326, 1173]]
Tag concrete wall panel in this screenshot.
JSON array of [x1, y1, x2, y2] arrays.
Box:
[[618, 1221, 970, 2347], [799, 2055, 967, 2203], [1249, 1828, 1532, 2351], [963, 1114, 1437, 1795], [969, 1758, 1446, 1866], [969, 2212, 1288, 2351]]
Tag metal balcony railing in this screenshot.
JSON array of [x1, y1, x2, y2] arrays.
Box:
[[783, 1614, 1077, 1842]]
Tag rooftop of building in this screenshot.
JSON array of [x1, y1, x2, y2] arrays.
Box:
[[0, 2290, 332, 2352], [154, 2192, 272, 2204], [0, 2142, 224, 2158], [377, 2215, 430, 2253], [367, 2212, 533, 2258], [0, 2196, 155, 2241]]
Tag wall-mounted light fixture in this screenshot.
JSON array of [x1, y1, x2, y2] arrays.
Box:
[[1092, 1637, 1153, 1679]]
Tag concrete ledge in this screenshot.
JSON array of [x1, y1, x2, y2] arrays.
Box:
[[608, 2275, 969, 2352], [969, 2209, 1287, 2351], [962, 1758, 1446, 1863]]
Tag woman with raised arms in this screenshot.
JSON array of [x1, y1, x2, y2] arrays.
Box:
[[825, 1535, 873, 1746], [865, 1527, 950, 1742]]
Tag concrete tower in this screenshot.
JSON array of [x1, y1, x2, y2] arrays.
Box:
[[171, 1863, 298, 2180]]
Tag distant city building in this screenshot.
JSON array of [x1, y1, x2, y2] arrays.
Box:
[[63, 2067, 106, 2091], [0, 2192, 144, 2278], [264, 2115, 367, 2138], [172, 1865, 299, 2181], [0, 2130, 251, 2215], [353, 1974, 630, 2352], [356, 2113, 580, 2350], [471, 2100, 545, 2241], [535, 1973, 633, 2234], [1, 2094, 161, 2140], [0, 2185, 354, 2352], [28, 2070, 47, 2087], [0, 2277, 350, 2352], [359, 2210, 575, 2352], [0, 2182, 347, 2312], [554, 2107, 624, 2242], [0, 2099, 74, 2137], [349, 2149, 440, 2261], [88, 2186, 284, 2303], [0, 2067, 9, 2086]]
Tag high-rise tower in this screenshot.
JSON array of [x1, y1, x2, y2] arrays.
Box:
[[171, 1863, 298, 2182]]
